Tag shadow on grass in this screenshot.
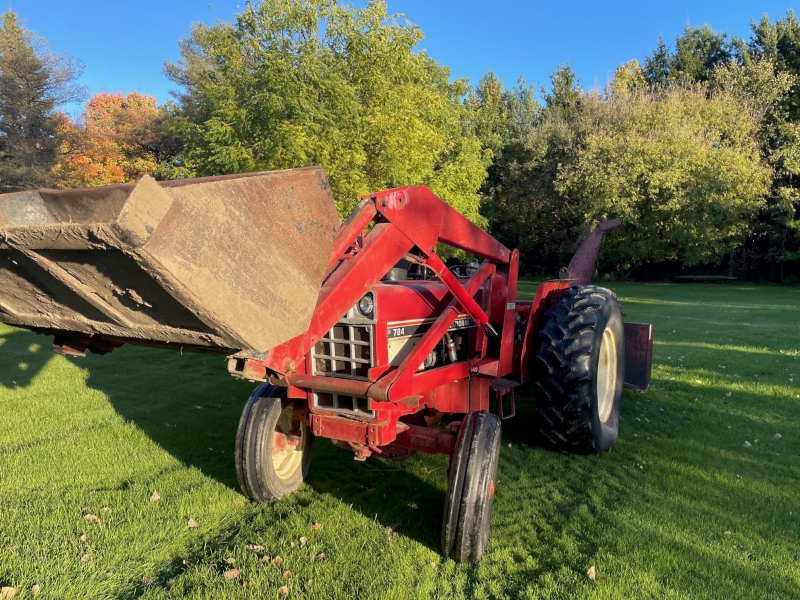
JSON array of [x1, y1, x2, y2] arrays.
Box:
[[0, 328, 52, 389], [305, 441, 449, 553]]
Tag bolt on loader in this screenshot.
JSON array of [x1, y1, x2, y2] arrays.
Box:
[[0, 167, 652, 563]]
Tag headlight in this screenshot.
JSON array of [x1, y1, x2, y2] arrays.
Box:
[[357, 294, 374, 317]]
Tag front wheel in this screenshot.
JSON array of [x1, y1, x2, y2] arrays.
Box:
[[235, 383, 314, 502], [534, 285, 625, 454], [441, 411, 502, 563]]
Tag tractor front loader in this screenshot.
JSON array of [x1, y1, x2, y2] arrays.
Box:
[[0, 167, 652, 563]]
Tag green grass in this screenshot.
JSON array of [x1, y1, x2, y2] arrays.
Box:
[[1, 282, 799, 599]]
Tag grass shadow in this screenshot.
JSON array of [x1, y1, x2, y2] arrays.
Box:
[[0, 328, 53, 389], [77, 343, 254, 490]]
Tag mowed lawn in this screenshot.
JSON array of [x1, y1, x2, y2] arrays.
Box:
[[1, 282, 799, 599]]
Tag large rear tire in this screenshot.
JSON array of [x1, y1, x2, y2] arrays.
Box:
[[441, 411, 502, 563], [534, 285, 625, 454], [235, 383, 314, 502]]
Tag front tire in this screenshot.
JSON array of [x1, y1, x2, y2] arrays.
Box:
[[534, 285, 625, 454], [441, 411, 502, 563], [235, 383, 314, 502]]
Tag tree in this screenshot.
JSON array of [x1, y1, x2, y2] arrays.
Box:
[[644, 37, 672, 87], [50, 91, 181, 188], [482, 67, 587, 274], [0, 11, 83, 192], [555, 86, 771, 273], [671, 24, 733, 82], [643, 26, 736, 89], [163, 0, 489, 221], [611, 59, 647, 95]]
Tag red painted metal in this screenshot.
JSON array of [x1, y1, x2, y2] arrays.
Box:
[[567, 215, 622, 285], [325, 199, 377, 273], [497, 250, 519, 377], [623, 322, 654, 391], [519, 279, 574, 384]]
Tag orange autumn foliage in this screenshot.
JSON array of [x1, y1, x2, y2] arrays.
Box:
[[51, 92, 166, 187]]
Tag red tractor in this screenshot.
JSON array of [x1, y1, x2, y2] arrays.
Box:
[[0, 167, 652, 563]]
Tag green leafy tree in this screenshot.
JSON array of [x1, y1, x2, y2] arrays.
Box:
[[555, 86, 771, 273], [482, 67, 588, 274], [0, 11, 84, 192], [611, 59, 647, 95], [164, 0, 489, 221], [713, 57, 800, 278]]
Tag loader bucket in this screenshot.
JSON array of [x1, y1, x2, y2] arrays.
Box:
[[0, 167, 340, 353]]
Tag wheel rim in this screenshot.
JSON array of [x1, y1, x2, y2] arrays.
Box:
[[596, 326, 617, 423], [271, 404, 307, 481]]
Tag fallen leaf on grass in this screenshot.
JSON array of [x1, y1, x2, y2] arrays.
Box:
[[225, 557, 236, 565], [290, 541, 295, 548], [272, 556, 283, 566], [733, 544, 745, 551], [188, 518, 199, 528], [83, 514, 99, 523], [261, 556, 271, 563], [743, 441, 752, 448], [278, 586, 289, 596], [0, 588, 16, 599], [725, 392, 732, 397], [233, 499, 244, 506], [101, 507, 111, 513], [775, 433, 782, 439], [79, 534, 87, 543], [299, 536, 307, 549], [140, 577, 153, 587], [724, 531, 733, 535], [587, 566, 596, 580], [223, 569, 240, 579], [283, 570, 292, 579], [246, 544, 264, 552], [313, 522, 321, 531], [149, 492, 160, 502], [242, 581, 248, 589], [318, 553, 325, 560], [31, 584, 40, 596], [429, 562, 436, 569], [81, 553, 92, 562]]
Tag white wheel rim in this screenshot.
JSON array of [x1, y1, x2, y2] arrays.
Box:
[[271, 404, 307, 481], [596, 326, 617, 423]]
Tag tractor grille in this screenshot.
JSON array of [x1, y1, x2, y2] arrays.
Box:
[[313, 392, 373, 418], [312, 323, 373, 380], [311, 323, 376, 418]]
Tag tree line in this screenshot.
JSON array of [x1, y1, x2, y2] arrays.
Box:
[[3, 2, 800, 280]]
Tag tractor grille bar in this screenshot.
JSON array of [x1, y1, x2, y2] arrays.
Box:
[[312, 324, 373, 380], [311, 322, 376, 418]]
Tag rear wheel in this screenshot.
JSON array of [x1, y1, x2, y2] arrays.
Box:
[[235, 383, 314, 502], [534, 285, 625, 454], [441, 411, 502, 563]]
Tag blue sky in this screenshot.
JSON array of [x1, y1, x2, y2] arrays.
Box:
[[10, 0, 798, 114]]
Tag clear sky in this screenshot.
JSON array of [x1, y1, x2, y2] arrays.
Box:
[[10, 0, 799, 114]]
